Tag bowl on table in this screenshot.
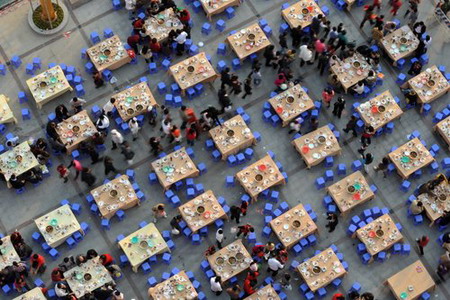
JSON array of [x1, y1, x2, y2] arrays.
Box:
[[286, 96, 295, 104], [248, 33, 256, 41], [376, 229, 384, 238], [255, 174, 263, 182], [110, 189, 118, 197], [197, 206, 205, 214], [187, 65, 195, 73], [227, 130, 235, 137], [84, 273, 92, 281]]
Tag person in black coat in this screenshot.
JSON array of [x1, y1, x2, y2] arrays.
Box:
[[55, 104, 70, 122], [230, 205, 241, 224], [80, 168, 96, 187]]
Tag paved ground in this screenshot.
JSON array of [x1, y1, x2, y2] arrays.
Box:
[[0, 0, 449, 299]]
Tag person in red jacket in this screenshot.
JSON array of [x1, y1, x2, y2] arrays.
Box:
[[372, 0, 382, 10], [30, 253, 46, 275], [240, 200, 248, 217], [51, 268, 65, 282], [243, 279, 256, 296], [245, 270, 259, 285], [99, 254, 114, 266], [332, 293, 345, 300], [416, 235, 429, 255], [149, 38, 162, 53], [251, 245, 265, 258], [390, 0, 402, 15], [178, 9, 190, 25], [236, 224, 254, 239], [127, 34, 141, 54], [185, 126, 197, 146]]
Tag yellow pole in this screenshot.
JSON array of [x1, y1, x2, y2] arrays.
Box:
[[39, 0, 56, 21]]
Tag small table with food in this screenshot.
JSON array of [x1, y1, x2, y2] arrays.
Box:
[[90, 175, 139, 219], [282, 0, 324, 29], [55, 110, 98, 153], [330, 53, 372, 93], [297, 248, 347, 292], [179, 190, 227, 233], [0, 141, 40, 183], [112, 82, 158, 122], [244, 284, 280, 300], [355, 214, 403, 261], [381, 26, 420, 62], [169, 52, 218, 94], [209, 115, 256, 159], [292, 126, 341, 168], [435, 116, 450, 150], [64, 257, 114, 298], [386, 260, 435, 300], [200, 0, 242, 21], [151, 147, 199, 190], [207, 239, 252, 282], [356, 91, 403, 131], [227, 23, 272, 60], [144, 8, 184, 42], [118, 223, 169, 272], [87, 35, 131, 72], [148, 270, 198, 300], [408, 65, 450, 105], [327, 171, 375, 215], [268, 84, 314, 127], [270, 204, 318, 249], [13, 287, 47, 300], [26, 65, 72, 109], [35, 204, 84, 248], [0, 236, 20, 271], [235, 155, 285, 201], [388, 138, 434, 179], [0, 95, 17, 124], [418, 181, 450, 226]]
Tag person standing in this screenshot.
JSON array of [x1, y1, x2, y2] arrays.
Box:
[[263, 45, 276, 67], [104, 156, 118, 176], [230, 75, 242, 95], [288, 119, 302, 134], [416, 235, 429, 255], [149, 137, 163, 156], [332, 96, 345, 118], [57, 164, 70, 183], [216, 228, 225, 249], [170, 215, 183, 235], [127, 34, 141, 55], [120, 141, 135, 165], [373, 157, 390, 178], [152, 204, 167, 223], [360, 5, 375, 28], [322, 87, 335, 108], [102, 98, 115, 116], [230, 205, 241, 224], [96, 113, 110, 133], [361, 125, 375, 146], [343, 116, 358, 137], [125, 0, 136, 19], [335, 30, 348, 51], [326, 212, 339, 233], [87, 145, 102, 164], [279, 31, 288, 49], [298, 44, 314, 67], [111, 129, 124, 150], [210, 276, 223, 296], [236, 224, 254, 239], [390, 0, 403, 15], [226, 284, 242, 300], [186, 125, 197, 146], [373, 0, 382, 10], [317, 51, 329, 76], [267, 257, 284, 277], [362, 153, 374, 174], [81, 168, 96, 187], [67, 159, 83, 180], [140, 45, 153, 63], [69, 97, 86, 113], [128, 117, 140, 141], [291, 25, 303, 48], [220, 68, 232, 89], [175, 29, 188, 56], [242, 77, 253, 99]]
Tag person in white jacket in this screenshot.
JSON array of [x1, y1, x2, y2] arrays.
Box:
[[216, 228, 225, 249], [96, 113, 110, 133], [210, 276, 223, 296], [125, 0, 136, 20], [161, 119, 172, 138], [111, 129, 124, 150], [298, 44, 314, 67], [128, 117, 140, 141], [267, 257, 284, 277]]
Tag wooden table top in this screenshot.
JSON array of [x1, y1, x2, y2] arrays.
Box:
[[418, 181, 450, 223], [0, 236, 20, 271], [169, 52, 217, 90], [0, 95, 16, 124], [148, 270, 198, 300], [227, 23, 271, 60], [281, 0, 324, 29], [13, 287, 47, 300], [235, 155, 285, 199], [119, 223, 169, 270], [144, 8, 184, 42], [381, 26, 419, 62], [268, 84, 314, 127], [244, 285, 280, 300], [151, 148, 199, 190], [386, 260, 435, 300], [356, 214, 403, 256], [179, 190, 227, 232], [91, 175, 139, 219], [0, 141, 39, 181], [435, 116, 450, 149], [200, 0, 241, 17], [112, 82, 158, 122], [327, 171, 375, 214], [209, 115, 255, 158], [56, 110, 98, 153], [292, 126, 341, 168], [208, 239, 252, 282], [330, 53, 372, 92], [356, 90, 403, 131], [35, 204, 82, 248], [64, 257, 114, 298], [297, 248, 347, 292], [87, 35, 130, 72], [270, 203, 318, 248], [26, 65, 72, 108], [388, 138, 434, 179], [408, 65, 450, 104]]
